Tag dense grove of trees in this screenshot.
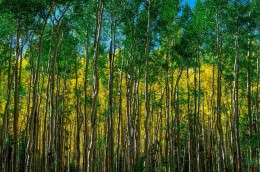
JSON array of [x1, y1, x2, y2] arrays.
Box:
[[0, 0, 259, 171]]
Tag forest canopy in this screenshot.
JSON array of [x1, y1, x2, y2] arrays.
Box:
[[0, 0, 259, 172]]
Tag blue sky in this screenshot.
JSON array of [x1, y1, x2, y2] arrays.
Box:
[[188, 0, 196, 8], [178, 0, 196, 16]]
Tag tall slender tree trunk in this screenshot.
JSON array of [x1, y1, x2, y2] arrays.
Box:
[[197, 50, 205, 172], [29, 10, 50, 171], [216, 11, 226, 172], [134, 66, 141, 171], [187, 68, 193, 172], [13, 18, 21, 172], [255, 56, 259, 171], [41, 22, 54, 172], [233, 34, 242, 172], [169, 72, 174, 172], [193, 51, 198, 172], [107, 16, 116, 172], [144, 1, 151, 171], [83, 32, 90, 172], [88, 1, 103, 171], [55, 62, 63, 172], [1, 38, 14, 172], [173, 68, 183, 172], [48, 28, 63, 172], [166, 69, 170, 172], [247, 37, 254, 172], [116, 52, 123, 172], [74, 55, 81, 171], [165, 51, 170, 172]]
